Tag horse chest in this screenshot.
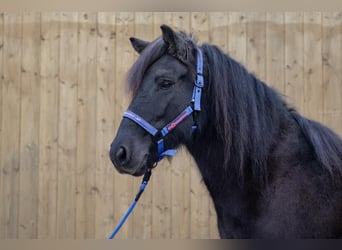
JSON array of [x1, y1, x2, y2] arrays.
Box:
[[208, 183, 259, 238]]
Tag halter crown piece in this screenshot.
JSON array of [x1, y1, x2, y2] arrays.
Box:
[[108, 48, 204, 239]]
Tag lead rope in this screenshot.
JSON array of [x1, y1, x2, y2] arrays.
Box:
[[108, 167, 153, 239]]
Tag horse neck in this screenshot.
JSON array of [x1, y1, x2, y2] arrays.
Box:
[[186, 123, 247, 195], [185, 68, 290, 200]]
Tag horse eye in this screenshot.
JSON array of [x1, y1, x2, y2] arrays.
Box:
[[158, 80, 175, 90]]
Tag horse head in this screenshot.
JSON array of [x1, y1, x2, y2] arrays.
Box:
[[110, 25, 206, 176]]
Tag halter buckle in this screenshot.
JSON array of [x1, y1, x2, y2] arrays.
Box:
[[195, 74, 204, 88]]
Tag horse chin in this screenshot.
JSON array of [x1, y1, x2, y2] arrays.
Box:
[[132, 154, 154, 176]]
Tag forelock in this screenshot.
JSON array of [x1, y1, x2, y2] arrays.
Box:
[[126, 37, 167, 97], [126, 30, 198, 97]]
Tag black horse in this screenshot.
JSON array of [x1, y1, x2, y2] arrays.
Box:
[[110, 25, 342, 238]]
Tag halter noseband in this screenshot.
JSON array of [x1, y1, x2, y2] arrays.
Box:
[[122, 48, 204, 162]]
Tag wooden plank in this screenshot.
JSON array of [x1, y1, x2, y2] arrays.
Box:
[[57, 12, 78, 238], [322, 12, 342, 136], [190, 12, 211, 239], [151, 12, 173, 239], [75, 12, 97, 239], [0, 12, 3, 238], [170, 12, 191, 239], [131, 12, 153, 239], [0, 12, 22, 239], [246, 12, 266, 81], [285, 12, 304, 112], [38, 12, 60, 238], [18, 11, 40, 239], [266, 12, 285, 93], [207, 12, 228, 239], [208, 12, 228, 53], [114, 12, 135, 239], [228, 12, 247, 66], [95, 12, 116, 239], [303, 12, 323, 122]]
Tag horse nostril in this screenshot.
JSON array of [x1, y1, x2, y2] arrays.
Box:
[[116, 146, 128, 165]]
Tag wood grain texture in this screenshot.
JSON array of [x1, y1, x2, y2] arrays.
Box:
[[0, 12, 3, 238], [75, 12, 97, 239], [247, 12, 266, 81], [266, 12, 285, 93], [0, 13, 22, 238], [57, 12, 78, 238], [19, 12, 40, 239], [303, 12, 323, 122], [95, 12, 116, 239], [322, 12, 342, 136], [285, 12, 305, 112], [228, 12, 247, 66], [38, 12, 60, 239]]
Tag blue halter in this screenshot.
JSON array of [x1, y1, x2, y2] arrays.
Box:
[[122, 48, 204, 162], [108, 48, 204, 239]]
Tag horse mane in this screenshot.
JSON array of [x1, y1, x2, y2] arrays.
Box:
[[201, 43, 342, 185], [201, 44, 287, 185], [290, 110, 342, 175], [126, 30, 342, 186]]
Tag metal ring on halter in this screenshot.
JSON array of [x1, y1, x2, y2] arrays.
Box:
[[152, 162, 158, 169]]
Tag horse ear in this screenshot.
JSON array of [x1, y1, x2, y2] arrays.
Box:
[[160, 25, 178, 55], [129, 37, 149, 54], [161, 24, 191, 62]]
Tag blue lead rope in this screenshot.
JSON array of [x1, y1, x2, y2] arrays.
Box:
[[108, 168, 152, 239]]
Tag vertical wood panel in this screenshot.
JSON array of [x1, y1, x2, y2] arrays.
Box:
[[266, 12, 285, 93], [75, 12, 97, 239], [322, 12, 342, 136], [114, 12, 135, 239], [170, 12, 191, 239], [0, 12, 3, 239], [190, 12, 210, 239], [0, 12, 22, 238], [95, 12, 116, 239], [247, 12, 267, 81], [228, 12, 247, 66], [209, 12, 228, 53], [151, 12, 173, 239], [285, 12, 304, 112], [38, 12, 60, 238], [19, 12, 41, 238], [132, 12, 153, 239], [57, 12, 78, 238], [303, 12, 323, 122]]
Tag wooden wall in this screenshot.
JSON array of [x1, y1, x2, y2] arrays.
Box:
[[0, 12, 341, 239]]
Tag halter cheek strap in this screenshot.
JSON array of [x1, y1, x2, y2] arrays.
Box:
[[122, 48, 204, 162], [192, 48, 204, 112]]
